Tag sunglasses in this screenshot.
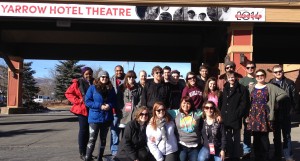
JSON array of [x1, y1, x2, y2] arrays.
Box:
[[140, 113, 149, 116], [187, 76, 196, 80], [128, 76, 135, 79], [273, 70, 283, 74], [246, 67, 255, 69], [256, 74, 265, 77], [204, 106, 214, 110], [100, 76, 108, 79], [155, 72, 162, 75], [156, 109, 166, 113], [225, 66, 234, 70]]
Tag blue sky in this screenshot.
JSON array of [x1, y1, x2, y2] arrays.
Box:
[[21, 59, 191, 78]]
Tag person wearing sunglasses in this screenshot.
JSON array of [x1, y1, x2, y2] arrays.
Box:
[[182, 71, 203, 109], [114, 107, 151, 161], [198, 101, 226, 161], [247, 69, 288, 161], [84, 70, 117, 161], [141, 66, 171, 115], [65, 67, 94, 160], [238, 60, 257, 160], [117, 70, 143, 137], [217, 61, 243, 91], [146, 102, 178, 161], [220, 70, 250, 161], [269, 65, 298, 161]]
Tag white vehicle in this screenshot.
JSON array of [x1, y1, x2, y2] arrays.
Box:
[[33, 95, 50, 103]]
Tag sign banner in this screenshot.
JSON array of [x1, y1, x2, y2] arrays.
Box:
[[0, 2, 265, 22]]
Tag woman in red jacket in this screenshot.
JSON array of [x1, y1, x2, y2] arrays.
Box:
[[65, 67, 94, 160]]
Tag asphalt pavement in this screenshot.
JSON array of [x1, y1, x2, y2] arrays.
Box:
[[0, 107, 299, 161]]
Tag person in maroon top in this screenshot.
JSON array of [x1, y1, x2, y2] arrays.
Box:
[[110, 65, 126, 156], [182, 71, 203, 109]]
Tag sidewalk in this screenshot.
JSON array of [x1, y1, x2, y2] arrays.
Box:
[[0, 108, 299, 161]]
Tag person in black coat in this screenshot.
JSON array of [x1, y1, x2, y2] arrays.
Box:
[[114, 106, 150, 161], [220, 71, 250, 161]]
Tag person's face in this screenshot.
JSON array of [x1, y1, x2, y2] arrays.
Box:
[[208, 80, 216, 91], [115, 66, 124, 78], [163, 69, 171, 80], [255, 71, 266, 84], [246, 64, 256, 74], [139, 110, 149, 122], [203, 103, 214, 117], [83, 70, 93, 81], [187, 74, 196, 86], [150, 7, 158, 14], [273, 67, 283, 79], [200, 69, 208, 78], [139, 72, 147, 83], [127, 75, 135, 85], [153, 70, 162, 82], [172, 73, 179, 83], [188, 13, 195, 18], [155, 105, 166, 119], [181, 100, 191, 114], [100, 75, 109, 84], [199, 14, 206, 20], [225, 65, 235, 72], [227, 73, 236, 85]]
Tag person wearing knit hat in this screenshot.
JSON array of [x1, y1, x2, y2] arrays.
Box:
[[84, 69, 117, 161], [65, 66, 94, 160], [217, 61, 243, 91], [224, 61, 236, 69]]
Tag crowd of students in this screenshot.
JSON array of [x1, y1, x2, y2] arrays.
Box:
[[65, 61, 298, 161]]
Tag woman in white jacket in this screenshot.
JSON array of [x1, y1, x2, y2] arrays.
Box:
[[146, 101, 178, 161]]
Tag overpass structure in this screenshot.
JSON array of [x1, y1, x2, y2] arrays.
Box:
[[0, 0, 300, 113]]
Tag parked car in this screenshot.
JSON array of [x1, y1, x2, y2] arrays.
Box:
[[33, 95, 51, 103]]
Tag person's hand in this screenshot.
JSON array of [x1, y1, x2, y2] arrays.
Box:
[[245, 117, 249, 123], [150, 136, 156, 143], [220, 150, 225, 161], [101, 104, 110, 111]]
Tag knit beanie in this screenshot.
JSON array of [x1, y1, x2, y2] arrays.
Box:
[[224, 61, 236, 68], [81, 67, 93, 75], [98, 70, 109, 78]]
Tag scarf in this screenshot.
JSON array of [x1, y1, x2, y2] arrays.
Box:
[[156, 118, 168, 141]]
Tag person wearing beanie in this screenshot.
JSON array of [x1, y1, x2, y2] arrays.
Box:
[[65, 66, 94, 160], [217, 61, 242, 91], [84, 70, 117, 161]]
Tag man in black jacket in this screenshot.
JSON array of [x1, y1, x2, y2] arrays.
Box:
[[269, 65, 298, 161], [220, 71, 250, 161]]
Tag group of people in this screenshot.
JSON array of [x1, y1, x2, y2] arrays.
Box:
[[65, 61, 298, 161]]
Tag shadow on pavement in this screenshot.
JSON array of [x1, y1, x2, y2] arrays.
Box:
[[0, 117, 77, 125], [0, 129, 62, 137]]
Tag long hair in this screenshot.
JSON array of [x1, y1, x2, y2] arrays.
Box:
[[185, 71, 198, 88], [120, 70, 137, 92], [150, 101, 171, 130], [134, 106, 150, 124], [202, 100, 220, 120], [203, 77, 221, 101], [93, 77, 113, 101], [179, 96, 196, 114]]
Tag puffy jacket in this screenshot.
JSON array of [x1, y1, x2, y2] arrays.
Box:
[[65, 79, 88, 116], [85, 85, 117, 123]]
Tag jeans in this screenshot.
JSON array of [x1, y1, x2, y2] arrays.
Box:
[[198, 146, 222, 161], [179, 144, 199, 161], [273, 115, 293, 159], [86, 122, 111, 161], [77, 115, 89, 155], [110, 115, 120, 156], [243, 117, 251, 154]]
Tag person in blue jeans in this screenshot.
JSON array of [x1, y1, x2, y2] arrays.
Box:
[[198, 101, 226, 161]]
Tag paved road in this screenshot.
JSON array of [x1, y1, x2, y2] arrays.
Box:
[[0, 108, 299, 161]]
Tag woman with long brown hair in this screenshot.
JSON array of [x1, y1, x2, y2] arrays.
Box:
[[146, 101, 178, 161]]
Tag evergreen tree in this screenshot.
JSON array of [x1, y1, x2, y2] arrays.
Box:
[[22, 62, 40, 103], [54, 60, 84, 102]]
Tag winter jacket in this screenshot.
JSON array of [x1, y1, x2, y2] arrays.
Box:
[[146, 120, 178, 161], [85, 85, 117, 123], [115, 119, 148, 160], [221, 81, 250, 129], [65, 78, 90, 116]]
